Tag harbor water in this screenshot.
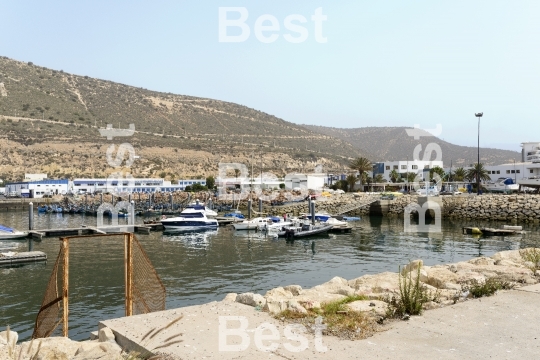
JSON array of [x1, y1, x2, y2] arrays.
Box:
[[1, 211, 540, 341]]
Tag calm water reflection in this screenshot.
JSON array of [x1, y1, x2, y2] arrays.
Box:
[[1, 211, 539, 341]]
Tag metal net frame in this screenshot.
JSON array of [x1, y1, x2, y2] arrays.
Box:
[[32, 233, 166, 339]]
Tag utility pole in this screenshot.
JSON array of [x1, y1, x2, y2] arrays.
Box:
[[475, 112, 483, 195]]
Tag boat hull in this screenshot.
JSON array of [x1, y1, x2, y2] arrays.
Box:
[[0, 232, 28, 240], [161, 220, 218, 231]]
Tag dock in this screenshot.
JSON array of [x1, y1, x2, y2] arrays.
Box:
[[462, 227, 521, 236], [27, 225, 161, 240], [0, 251, 47, 267]]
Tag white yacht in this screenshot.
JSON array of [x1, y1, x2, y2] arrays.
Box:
[[182, 204, 217, 217], [0, 225, 28, 240], [161, 207, 218, 231], [484, 177, 519, 193]]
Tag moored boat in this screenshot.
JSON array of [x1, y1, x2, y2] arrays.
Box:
[[278, 223, 333, 239], [161, 208, 218, 231], [0, 225, 28, 240]]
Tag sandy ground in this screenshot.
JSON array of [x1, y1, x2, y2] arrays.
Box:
[[100, 284, 540, 360]]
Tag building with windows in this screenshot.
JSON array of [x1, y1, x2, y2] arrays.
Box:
[[372, 160, 444, 182], [6, 179, 69, 198], [71, 178, 206, 193]]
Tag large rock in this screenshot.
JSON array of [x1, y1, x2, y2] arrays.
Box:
[[295, 290, 346, 306], [401, 259, 423, 275], [346, 300, 387, 316], [312, 277, 355, 296], [348, 272, 400, 294], [468, 257, 495, 266], [424, 267, 459, 289], [72, 342, 123, 360], [26, 337, 82, 360], [235, 292, 266, 307], [264, 287, 294, 301], [0, 329, 17, 348], [491, 250, 525, 264], [98, 327, 116, 343], [284, 285, 303, 296]]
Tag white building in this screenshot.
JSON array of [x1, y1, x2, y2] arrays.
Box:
[[521, 142, 540, 162], [373, 160, 444, 182], [72, 178, 206, 193], [6, 179, 69, 198]]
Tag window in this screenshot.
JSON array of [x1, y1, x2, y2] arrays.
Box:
[[531, 170, 534, 174], [424, 165, 430, 169], [412, 165, 418, 170], [393, 165, 398, 170], [511, 170, 515, 174], [497, 170, 500, 174], [385, 166, 390, 170], [401, 165, 407, 170], [517, 170, 520, 173], [506, 170, 510, 174]]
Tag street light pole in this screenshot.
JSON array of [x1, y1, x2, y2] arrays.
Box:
[[475, 112, 483, 195]]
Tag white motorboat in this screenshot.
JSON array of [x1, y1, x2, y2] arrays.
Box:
[[325, 217, 349, 229], [233, 217, 272, 230], [257, 219, 298, 232], [182, 204, 217, 217], [484, 177, 519, 193], [0, 225, 28, 240], [161, 207, 218, 231]]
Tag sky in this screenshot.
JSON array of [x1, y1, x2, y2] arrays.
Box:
[[1, 0, 539, 152]]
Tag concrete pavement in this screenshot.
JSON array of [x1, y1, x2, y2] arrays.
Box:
[[100, 285, 540, 359]]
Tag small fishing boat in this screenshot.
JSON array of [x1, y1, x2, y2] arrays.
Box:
[[0, 225, 28, 240], [233, 217, 271, 230], [37, 205, 50, 213], [278, 223, 333, 239]]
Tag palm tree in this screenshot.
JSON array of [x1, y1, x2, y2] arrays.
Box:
[[346, 174, 357, 192], [349, 157, 372, 191], [465, 163, 490, 183], [430, 166, 446, 180], [374, 174, 384, 183], [454, 167, 466, 181], [406, 172, 418, 183], [389, 169, 399, 183]]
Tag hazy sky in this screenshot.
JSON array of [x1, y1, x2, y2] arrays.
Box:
[[1, 0, 539, 152]]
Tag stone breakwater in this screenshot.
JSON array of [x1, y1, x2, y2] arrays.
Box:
[[0, 327, 125, 360], [258, 193, 540, 223], [231, 249, 540, 316]]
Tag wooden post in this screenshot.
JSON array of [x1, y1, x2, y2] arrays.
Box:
[[62, 238, 69, 337], [124, 233, 133, 316]]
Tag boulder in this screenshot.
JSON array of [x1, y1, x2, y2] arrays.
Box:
[[312, 277, 355, 296], [222, 293, 238, 303], [98, 327, 116, 343], [72, 342, 123, 360], [0, 329, 17, 348], [468, 257, 495, 266], [236, 292, 266, 307], [264, 287, 294, 300], [348, 272, 400, 294], [287, 300, 308, 314], [424, 267, 459, 289], [284, 285, 303, 296], [28, 337, 82, 360], [401, 259, 423, 275], [346, 300, 387, 316], [295, 290, 346, 306], [491, 250, 525, 264]]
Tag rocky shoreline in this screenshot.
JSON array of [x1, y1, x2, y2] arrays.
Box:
[[231, 248, 540, 317], [3, 248, 538, 359]]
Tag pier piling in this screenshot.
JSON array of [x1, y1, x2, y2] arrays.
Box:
[[310, 201, 316, 225], [247, 199, 252, 219], [29, 202, 34, 230], [258, 199, 263, 214]]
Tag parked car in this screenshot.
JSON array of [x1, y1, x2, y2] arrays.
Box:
[[416, 186, 439, 196]]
